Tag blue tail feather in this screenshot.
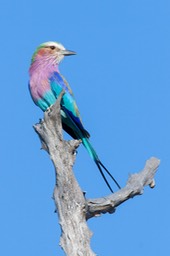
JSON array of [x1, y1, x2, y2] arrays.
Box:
[[61, 105, 121, 192], [82, 138, 121, 192]]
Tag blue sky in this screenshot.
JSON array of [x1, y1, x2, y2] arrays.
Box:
[[0, 0, 169, 255]]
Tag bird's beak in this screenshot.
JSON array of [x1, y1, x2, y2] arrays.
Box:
[[61, 49, 76, 56]]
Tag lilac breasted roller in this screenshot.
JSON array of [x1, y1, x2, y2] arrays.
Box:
[[29, 41, 120, 192]]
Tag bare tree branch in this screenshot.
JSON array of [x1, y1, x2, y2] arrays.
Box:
[[34, 93, 96, 256], [33, 93, 160, 256], [86, 157, 160, 219]]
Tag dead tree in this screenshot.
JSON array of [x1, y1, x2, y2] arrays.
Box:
[[34, 93, 160, 256]]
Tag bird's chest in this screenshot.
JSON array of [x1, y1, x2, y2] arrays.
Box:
[[30, 72, 51, 100]]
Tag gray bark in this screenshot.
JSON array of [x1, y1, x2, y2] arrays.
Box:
[[86, 157, 159, 219], [33, 93, 160, 256]]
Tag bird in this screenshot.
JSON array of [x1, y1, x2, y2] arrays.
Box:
[[29, 41, 120, 192]]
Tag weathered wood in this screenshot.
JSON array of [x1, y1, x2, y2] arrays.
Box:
[[34, 93, 96, 256], [86, 157, 160, 219], [33, 92, 160, 255]]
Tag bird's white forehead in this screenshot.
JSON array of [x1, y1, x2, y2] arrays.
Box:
[[41, 41, 65, 50]]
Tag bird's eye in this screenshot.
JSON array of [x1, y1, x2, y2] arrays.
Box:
[[50, 46, 56, 50]]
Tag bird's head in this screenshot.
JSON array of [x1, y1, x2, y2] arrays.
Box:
[[31, 41, 76, 65]]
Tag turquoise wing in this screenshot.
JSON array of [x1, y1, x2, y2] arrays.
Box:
[[49, 72, 90, 139]]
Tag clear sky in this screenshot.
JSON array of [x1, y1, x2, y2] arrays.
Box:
[[0, 0, 169, 255]]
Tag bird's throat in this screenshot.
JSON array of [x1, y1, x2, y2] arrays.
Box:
[[29, 59, 59, 77]]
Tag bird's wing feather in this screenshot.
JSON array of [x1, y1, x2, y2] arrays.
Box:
[[49, 72, 90, 138]]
